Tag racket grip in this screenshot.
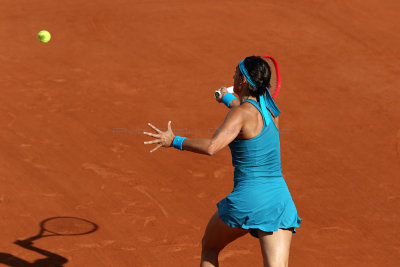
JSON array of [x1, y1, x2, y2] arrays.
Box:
[[214, 86, 233, 99]]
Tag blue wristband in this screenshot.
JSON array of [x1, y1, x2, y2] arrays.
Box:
[[172, 136, 187, 150], [222, 93, 237, 108]]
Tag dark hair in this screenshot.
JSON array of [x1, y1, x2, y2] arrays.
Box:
[[238, 56, 271, 97]]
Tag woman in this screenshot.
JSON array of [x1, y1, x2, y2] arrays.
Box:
[[143, 56, 302, 267]]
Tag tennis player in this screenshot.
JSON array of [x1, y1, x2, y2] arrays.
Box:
[[143, 56, 302, 267]]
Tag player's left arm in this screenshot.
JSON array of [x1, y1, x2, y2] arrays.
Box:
[[143, 107, 244, 155], [182, 107, 244, 155]]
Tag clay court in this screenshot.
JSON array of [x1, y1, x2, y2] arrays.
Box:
[[1, 0, 399, 266]]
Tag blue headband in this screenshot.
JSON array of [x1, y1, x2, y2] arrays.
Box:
[[238, 59, 281, 118]]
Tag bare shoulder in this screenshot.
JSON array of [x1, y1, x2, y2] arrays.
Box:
[[226, 104, 256, 124], [234, 102, 255, 116], [221, 107, 242, 129], [227, 104, 246, 117]]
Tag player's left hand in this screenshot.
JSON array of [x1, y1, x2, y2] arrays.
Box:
[[143, 121, 175, 153]]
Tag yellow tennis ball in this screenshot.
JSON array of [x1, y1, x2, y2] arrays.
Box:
[[38, 30, 51, 43]]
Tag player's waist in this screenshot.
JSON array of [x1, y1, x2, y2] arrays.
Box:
[[232, 170, 285, 188], [233, 165, 283, 178]]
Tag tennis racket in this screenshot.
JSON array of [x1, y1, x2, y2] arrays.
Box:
[[15, 216, 98, 245], [214, 55, 281, 99]]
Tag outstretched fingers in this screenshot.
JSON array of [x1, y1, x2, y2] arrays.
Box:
[[143, 132, 160, 138], [150, 144, 162, 153], [147, 122, 161, 133], [143, 121, 174, 153], [144, 139, 161, 145]]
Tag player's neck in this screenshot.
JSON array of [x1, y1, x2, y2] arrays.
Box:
[[238, 86, 257, 103], [239, 93, 257, 103]]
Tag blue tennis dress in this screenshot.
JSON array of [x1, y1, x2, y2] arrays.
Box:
[[216, 99, 302, 238]]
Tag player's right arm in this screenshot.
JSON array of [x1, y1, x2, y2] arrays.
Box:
[[226, 99, 240, 108], [215, 87, 240, 108]]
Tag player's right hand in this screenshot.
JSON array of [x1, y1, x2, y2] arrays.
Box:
[[215, 86, 228, 103]]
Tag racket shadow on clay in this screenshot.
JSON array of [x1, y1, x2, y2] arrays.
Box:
[[0, 216, 99, 267]]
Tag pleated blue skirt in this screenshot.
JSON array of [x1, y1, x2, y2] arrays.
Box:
[[216, 176, 302, 238]]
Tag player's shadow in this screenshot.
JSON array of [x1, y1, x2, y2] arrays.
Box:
[[0, 216, 99, 267]]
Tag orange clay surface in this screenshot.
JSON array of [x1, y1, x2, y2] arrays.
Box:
[[1, 0, 399, 266]]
